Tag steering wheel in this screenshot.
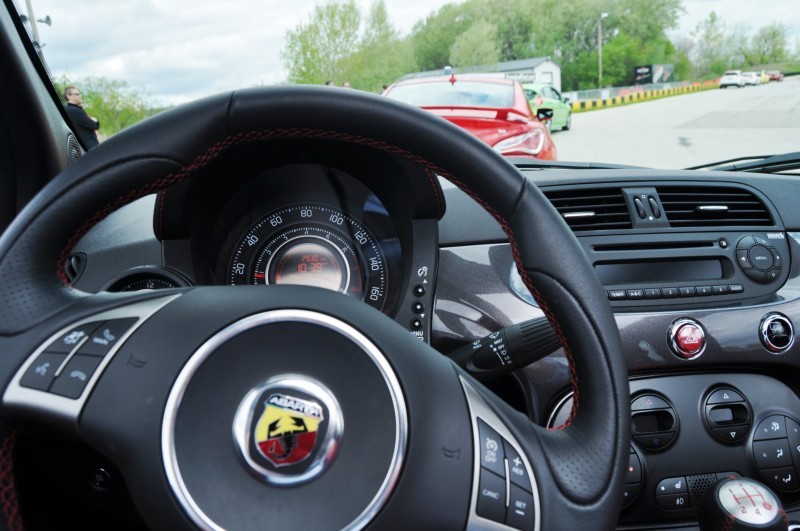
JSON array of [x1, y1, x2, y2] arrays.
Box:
[[0, 87, 629, 530]]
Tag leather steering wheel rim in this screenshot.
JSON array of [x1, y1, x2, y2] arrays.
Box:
[[0, 86, 629, 530]]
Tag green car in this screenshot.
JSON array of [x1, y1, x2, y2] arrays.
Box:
[[523, 83, 572, 131]]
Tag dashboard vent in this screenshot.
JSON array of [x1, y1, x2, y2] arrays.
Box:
[[657, 186, 773, 227], [544, 188, 632, 231]]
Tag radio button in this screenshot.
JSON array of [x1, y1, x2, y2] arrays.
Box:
[[696, 286, 712, 296], [749, 246, 774, 271], [712, 285, 729, 295], [745, 270, 767, 283], [661, 287, 679, 298], [736, 236, 756, 249], [608, 290, 627, 301], [736, 249, 752, 269], [678, 287, 695, 298], [627, 289, 645, 300], [644, 288, 661, 299], [728, 284, 744, 294]]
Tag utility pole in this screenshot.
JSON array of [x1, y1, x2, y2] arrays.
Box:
[[24, 0, 40, 44], [598, 12, 608, 89]]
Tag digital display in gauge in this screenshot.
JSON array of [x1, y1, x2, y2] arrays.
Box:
[[227, 204, 388, 310]]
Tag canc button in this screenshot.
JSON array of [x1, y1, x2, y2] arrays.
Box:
[[669, 319, 706, 359]]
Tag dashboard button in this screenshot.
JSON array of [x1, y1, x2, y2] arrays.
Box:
[[785, 418, 800, 462], [20, 353, 68, 391], [46, 322, 103, 353], [411, 302, 424, 314], [745, 269, 767, 282], [607, 290, 627, 301], [755, 416, 787, 440], [711, 426, 749, 443], [627, 289, 644, 300], [736, 249, 752, 269], [678, 287, 695, 297], [504, 440, 531, 493], [736, 236, 756, 249], [477, 419, 506, 477], [769, 248, 783, 268], [695, 286, 712, 296], [631, 395, 669, 411], [656, 477, 688, 495], [476, 469, 506, 523], [413, 284, 425, 297], [634, 432, 675, 450], [728, 284, 744, 294], [49, 355, 103, 399], [506, 484, 535, 530], [766, 270, 781, 282], [661, 287, 679, 298], [712, 285, 729, 295], [669, 320, 705, 359], [656, 493, 690, 511], [762, 466, 800, 492], [77, 318, 137, 356], [644, 288, 661, 299], [754, 440, 793, 469], [623, 483, 640, 507], [748, 245, 774, 271], [410, 319, 422, 330], [707, 388, 744, 404]]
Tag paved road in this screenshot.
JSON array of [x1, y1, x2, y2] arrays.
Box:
[[552, 76, 800, 169]]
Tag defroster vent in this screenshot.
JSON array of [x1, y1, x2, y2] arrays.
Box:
[[544, 188, 632, 231], [657, 186, 773, 227]]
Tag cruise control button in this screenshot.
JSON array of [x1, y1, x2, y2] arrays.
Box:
[[45, 322, 103, 353], [19, 353, 68, 391], [504, 440, 531, 492], [477, 419, 506, 477], [78, 318, 137, 356], [506, 484, 535, 530], [49, 355, 103, 399], [476, 469, 506, 524], [755, 415, 787, 440]]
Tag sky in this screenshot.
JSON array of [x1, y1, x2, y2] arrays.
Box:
[[23, 0, 800, 106]]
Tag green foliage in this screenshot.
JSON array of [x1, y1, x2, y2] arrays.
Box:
[[281, 0, 361, 85], [411, 3, 475, 71], [750, 23, 789, 64], [449, 20, 501, 68], [55, 75, 158, 139]]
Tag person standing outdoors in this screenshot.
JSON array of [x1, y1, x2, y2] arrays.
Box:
[[63, 85, 100, 150]]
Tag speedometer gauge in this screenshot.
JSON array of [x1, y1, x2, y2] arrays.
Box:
[[227, 204, 388, 310]]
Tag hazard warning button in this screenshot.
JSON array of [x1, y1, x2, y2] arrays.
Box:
[[668, 319, 706, 359]]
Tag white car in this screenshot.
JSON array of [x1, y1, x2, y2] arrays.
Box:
[[719, 70, 744, 88], [742, 71, 760, 86]]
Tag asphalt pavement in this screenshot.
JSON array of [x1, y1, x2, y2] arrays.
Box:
[[553, 76, 800, 169]]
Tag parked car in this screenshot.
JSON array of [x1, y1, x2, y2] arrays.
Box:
[[768, 70, 785, 82], [522, 83, 572, 132], [759, 70, 770, 84], [383, 75, 557, 160], [742, 71, 760, 86], [719, 70, 744, 88]]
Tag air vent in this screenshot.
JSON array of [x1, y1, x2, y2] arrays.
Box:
[[65, 253, 86, 284], [657, 186, 773, 227], [544, 188, 632, 231]]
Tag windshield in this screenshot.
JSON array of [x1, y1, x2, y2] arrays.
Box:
[[16, 0, 800, 169]]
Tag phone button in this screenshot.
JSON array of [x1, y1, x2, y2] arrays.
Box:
[[50, 355, 103, 399]]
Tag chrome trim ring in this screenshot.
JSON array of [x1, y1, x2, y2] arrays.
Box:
[[161, 309, 408, 531], [667, 318, 706, 360], [760, 312, 794, 353]]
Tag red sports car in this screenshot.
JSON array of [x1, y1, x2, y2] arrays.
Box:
[[383, 75, 557, 160]]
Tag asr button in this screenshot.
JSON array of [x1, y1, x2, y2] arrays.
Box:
[[477, 419, 506, 477], [668, 319, 706, 359]]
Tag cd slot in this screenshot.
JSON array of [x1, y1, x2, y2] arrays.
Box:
[[593, 241, 715, 252]]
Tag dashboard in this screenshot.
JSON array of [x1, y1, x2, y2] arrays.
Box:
[[67, 143, 800, 529]]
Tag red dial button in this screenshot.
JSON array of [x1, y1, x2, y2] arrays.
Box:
[[669, 319, 706, 359]]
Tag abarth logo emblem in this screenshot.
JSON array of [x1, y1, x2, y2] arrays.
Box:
[[255, 393, 323, 467]]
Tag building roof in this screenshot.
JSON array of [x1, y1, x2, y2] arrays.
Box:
[[401, 56, 559, 81]]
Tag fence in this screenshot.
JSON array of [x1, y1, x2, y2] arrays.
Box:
[[563, 80, 720, 112]]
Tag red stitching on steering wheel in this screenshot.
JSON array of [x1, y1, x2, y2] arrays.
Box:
[[56, 128, 578, 428]]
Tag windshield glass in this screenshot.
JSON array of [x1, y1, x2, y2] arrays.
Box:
[[17, 0, 800, 169], [385, 81, 514, 108]]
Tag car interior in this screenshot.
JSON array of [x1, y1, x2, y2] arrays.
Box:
[[2, 1, 800, 530]]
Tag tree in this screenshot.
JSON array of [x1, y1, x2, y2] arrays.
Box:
[[411, 3, 475, 71], [449, 20, 501, 68], [749, 23, 789, 64], [281, 0, 361, 85]]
